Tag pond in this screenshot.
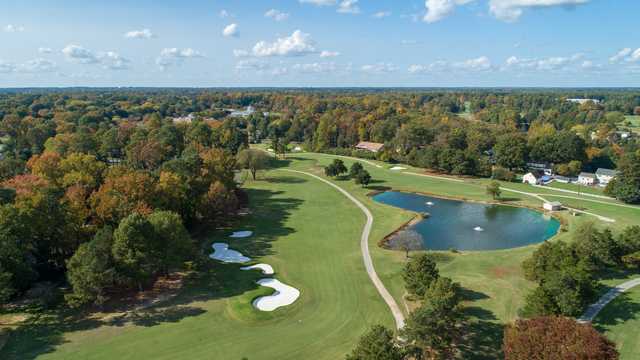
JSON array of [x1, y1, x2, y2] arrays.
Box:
[[373, 191, 560, 251]]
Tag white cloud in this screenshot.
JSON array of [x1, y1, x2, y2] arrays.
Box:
[[99, 52, 130, 70], [609, 48, 632, 63], [124, 29, 155, 39], [299, 0, 337, 6], [424, 0, 473, 23], [361, 63, 398, 74], [223, 23, 239, 37], [505, 53, 586, 71], [455, 56, 492, 70], [252, 30, 316, 57], [18, 58, 57, 73], [373, 11, 392, 18], [233, 49, 250, 57], [38, 47, 53, 54], [236, 59, 271, 71], [609, 47, 640, 63], [219, 10, 230, 18], [293, 62, 337, 73], [320, 50, 340, 58], [156, 48, 203, 70], [62, 45, 99, 64], [489, 0, 590, 22], [265, 9, 290, 21], [409, 56, 492, 73], [4, 24, 25, 33], [0, 58, 57, 73], [338, 0, 360, 14]]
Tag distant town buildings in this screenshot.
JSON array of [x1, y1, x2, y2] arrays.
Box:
[[355, 141, 385, 153], [172, 113, 195, 124], [567, 98, 601, 105]]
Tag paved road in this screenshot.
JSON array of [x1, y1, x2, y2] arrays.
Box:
[[280, 169, 406, 330], [578, 277, 640, 323]]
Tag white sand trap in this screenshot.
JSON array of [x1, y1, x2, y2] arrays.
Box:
[[253, 279, 300, 311], [474, 226, 484, 232], [390, 166, 407, 171], [241, 264, 275, 275], [426, 201, 435, 206], [293, 146, 302, 151], [210, 243, 251, 263], [230, 231, 253, 238], [267, 148, 274, 152]]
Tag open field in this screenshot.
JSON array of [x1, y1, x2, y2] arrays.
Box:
[[3, 151, 639, 360], [594, 286, 640, 359], [622, 115, 640, 134]]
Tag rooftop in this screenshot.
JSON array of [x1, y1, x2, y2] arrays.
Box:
[[596, 168, 618, 177]]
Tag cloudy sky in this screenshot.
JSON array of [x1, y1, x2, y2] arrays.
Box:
[[1, 0, 639, 87]]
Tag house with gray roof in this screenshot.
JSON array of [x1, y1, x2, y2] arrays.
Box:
[[595, 168, 618, 186]]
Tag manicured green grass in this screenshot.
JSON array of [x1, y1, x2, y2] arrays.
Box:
[[2, 170, 393, 360], [594, 286, 640, 359], [621, 115, 640, 135], [5, 151, 639, 360], [546, 181, 605, 196]]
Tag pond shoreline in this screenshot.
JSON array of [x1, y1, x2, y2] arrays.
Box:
[[371, 188, 564, 252]]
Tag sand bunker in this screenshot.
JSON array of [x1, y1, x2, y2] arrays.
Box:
[[230, 231, 253, 238], [210, 243, 251, 263], [241, 264, 275, 275], [390, 166, 407, 171], [253, 279, 300, 311]]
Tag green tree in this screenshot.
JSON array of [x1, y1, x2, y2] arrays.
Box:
[[494, 133, 528, 170], [349, 162, 364, 178], [346, 325, 404, 360], [605, 152, 640, 204], [147, 211, 194, 275], [236, 149, 271, 180], [354, 169, 372, 187], [112, 213, 158, 290], [403, 254, 440, 297], [65, 227, 117, 307], [486, 181, 502, 200]]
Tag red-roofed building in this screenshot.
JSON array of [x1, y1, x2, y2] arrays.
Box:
[[355, 141, 384, 153]]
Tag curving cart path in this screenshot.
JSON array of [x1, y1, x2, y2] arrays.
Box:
[[578, 277, 640, 323], [280, 169, 406, 330]]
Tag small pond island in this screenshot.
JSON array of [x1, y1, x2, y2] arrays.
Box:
[[373, 191, 560, 251]]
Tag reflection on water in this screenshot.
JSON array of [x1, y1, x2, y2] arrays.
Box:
[[373, 191, 560, 251]]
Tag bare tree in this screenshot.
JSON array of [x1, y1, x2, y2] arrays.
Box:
[[394, 230, 424, 259]]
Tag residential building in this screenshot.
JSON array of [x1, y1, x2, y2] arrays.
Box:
[[522, 172, 540, 185], [355, 141, 384, 153], [577, 172, 597, 186], [543, 201, 562, 211], [595, 168, 618, 186]]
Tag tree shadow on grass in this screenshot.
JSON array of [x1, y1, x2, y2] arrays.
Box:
[[460, 287, 491, 302], [263, 176, 308, 184], [2, 186, 304, 359], [458, 317, 504, 360], [592, 292, 640, 329]]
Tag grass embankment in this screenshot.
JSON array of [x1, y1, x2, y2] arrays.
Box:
[[1, 167, 392, 360]]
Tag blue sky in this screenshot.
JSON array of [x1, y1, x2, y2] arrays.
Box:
[[0, 0, 639, 87]]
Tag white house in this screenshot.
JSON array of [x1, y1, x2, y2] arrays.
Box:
[[543, 201, 562, 211], [595, 168, 618, 186], [522, 172, 540, 185], [577, 172, 597, 186]]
